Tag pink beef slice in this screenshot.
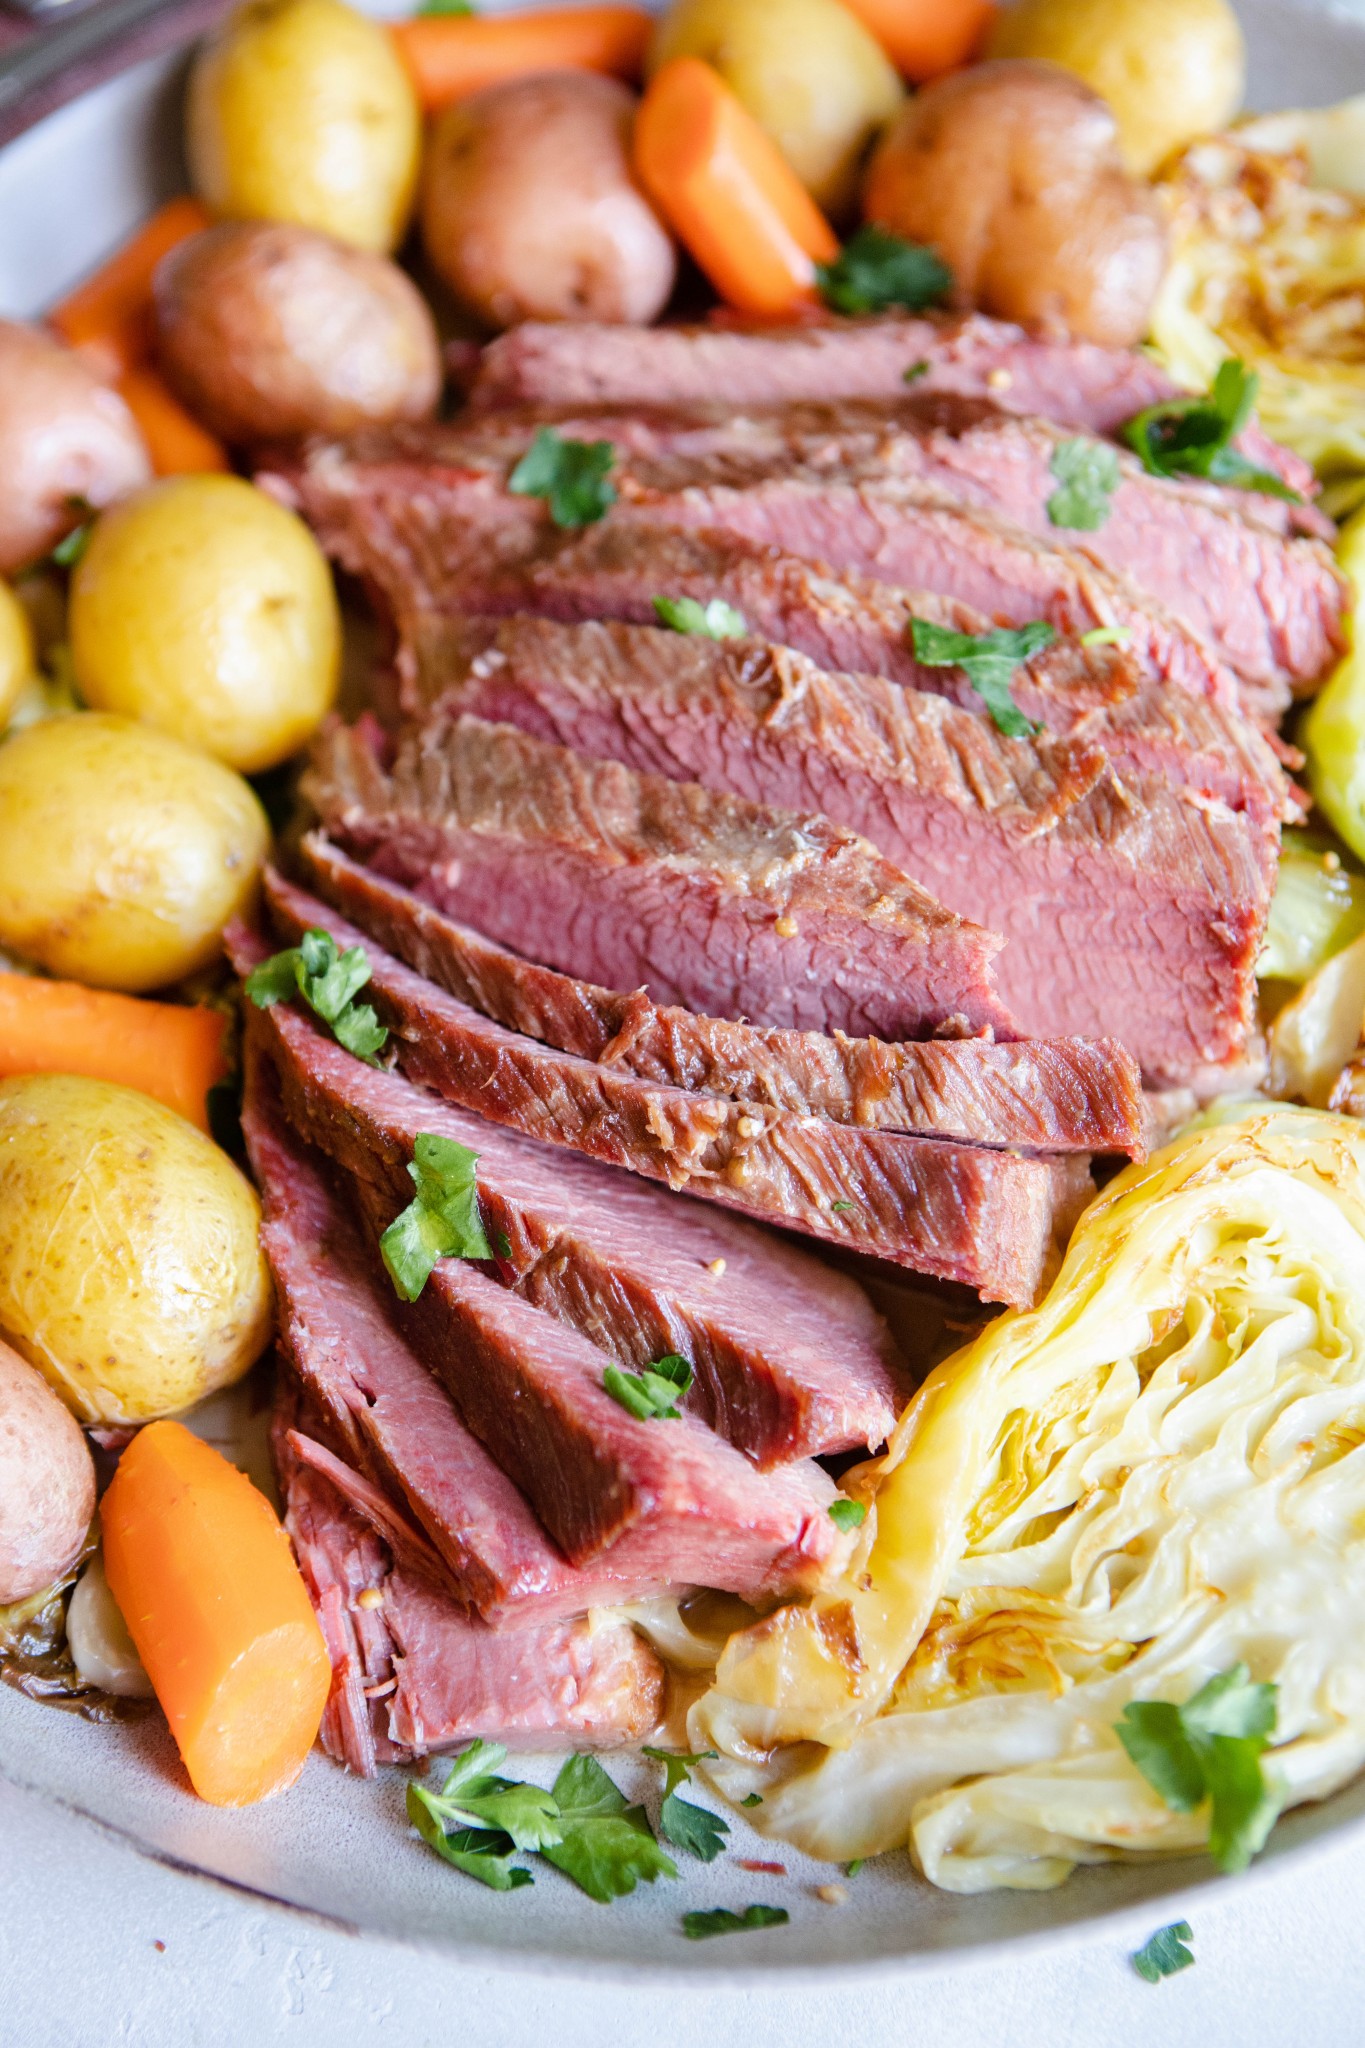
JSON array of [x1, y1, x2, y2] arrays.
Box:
[[302, 710, 1017, 1044], [298, 831, 1146, 1155], [243, 889, 1082, 1309], [235, 950, 914, 1455], [414, 615, 1273, 1085], [275, 1412, 665, 1771]]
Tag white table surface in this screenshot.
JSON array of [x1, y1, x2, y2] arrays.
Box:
[[1, 1767, 1362, 2048]]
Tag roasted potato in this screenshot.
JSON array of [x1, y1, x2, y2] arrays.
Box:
[[0, 323, 149, 578], [70, 474, 340, 774], [864, 61, 1168, 348], [989, 0, 1245, 177], [0, 581, 33, 733], [647, 0, 903, 216], [187, 0, 421, 254], [421, 71, 677, 330], [0, 1074, 272, 1426], [0, 1337, 95, 1603], [154, 223, 441, 442], [0, 712, 268, 992]]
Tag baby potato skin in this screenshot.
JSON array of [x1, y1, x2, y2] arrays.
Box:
[[154, 223, 442, 442], [71, 475, 340, 774], [0, 323, 150, 577], [422, 71, 677, 330], [0, 713, 268, 992], [0, 581, 34, 733], [0, 1336, 95, 1603], [188, 0, 421, 254], [0, 1075, 272, 1427], [864, 61, 1168, 349]]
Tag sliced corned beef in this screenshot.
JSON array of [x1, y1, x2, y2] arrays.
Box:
[[297, 832, 1146, 1155], [304, 710, 1017, 1043], [414, 616, 1272, 1083]]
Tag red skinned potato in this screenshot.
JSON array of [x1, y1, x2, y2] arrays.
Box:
[[863, 60, 1168, 348], [0, 1337, 95, 1604], [421, 70, 677, 329], [0, 322, 150, 575], [153, 223, 442, 442]]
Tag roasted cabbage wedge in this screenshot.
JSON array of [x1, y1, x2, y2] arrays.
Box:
[[1259, 829, 1365, 984], [692, 1115, 1365, 1892]]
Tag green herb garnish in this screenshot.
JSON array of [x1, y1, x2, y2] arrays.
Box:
[[829, 1199, 855, 1214], [643, 1747, 729, 1862], [1121, 360, 1300, 501], [903, 359, 931, 384], [1116, 1665, 1280, 1875], [406, 1740, 559, 1891], [509, 427, 616, 528], [51, 522, 92, 568], [828, 1498, 867, 1532], [910, 619, 1053, 739], [741, 1793, 764, 1808], [1080, 625, 1131, 648], [603, 1353, 693, 1421], [380, 1133, 492, 1301], [682, 1905, 789, 1941], [1046, 439, 1120, 531], [652, 595, 748, 640], [246, 928, 388, 1064], [845, 1859, 863, 1877], [540, 1754, 678, 1903], [1132, 1921, 1196, 1983], [415, 0, 474, 13], [816, 226, 952, 317]]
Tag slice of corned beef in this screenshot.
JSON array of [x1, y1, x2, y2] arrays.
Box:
[[276, 1415, 665, 1770], [304, 711, 1017, 1043], [462, 315, 1315, 501], [248, 883, 1084, 1304], [297, 832, 1146, 1155], [415, 616, 1272, 1084], [233, 954, 911, 1456]]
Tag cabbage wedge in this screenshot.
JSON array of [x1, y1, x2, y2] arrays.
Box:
[[691, 1115, 1365, 1892]]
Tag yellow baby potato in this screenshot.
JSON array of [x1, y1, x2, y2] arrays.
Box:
[[0, 580, 34, 733], [70, 474, 340, 774], [187, 0, 421, 253], [0, 1074, 272, 1425], [0, 712, 268, 992]]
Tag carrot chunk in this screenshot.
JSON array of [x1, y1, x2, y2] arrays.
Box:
[[634, 58, 838, 318], [116, 367, 230, 476], [101, 1422, 331, 1807], [392, 6, 651, 112], [845, 0, 994, 81], [0, 978, 227, 1131], [49, 198, 212, 382]]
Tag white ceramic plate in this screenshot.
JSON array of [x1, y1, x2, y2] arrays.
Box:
[[4, 0, 1365, 1980]]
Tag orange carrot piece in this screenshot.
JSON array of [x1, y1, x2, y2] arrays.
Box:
[[392, 5, 650, 111], [117, 366, 230, 476], [49, 198, 212, 381], [634, 58, 838, 319], [102, 1423, 332, 1808], [837, 0, 996, 80], [0, 978, 228, 1131]]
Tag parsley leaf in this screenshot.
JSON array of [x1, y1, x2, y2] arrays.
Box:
[[1046, 439, 1120, 531], [51, 521, 92, 568], [741, 1793, 764, 1808], [1116, 1665, 1281, 1875], [245, 927, 388, 1064], [1080, 625, 1130, 648], [380, 1132, 492, 1302], [903, 359, 930, 383], [509, 427, 616, 528], [828, 1498, 866, 1532], [541, 1754, 678, 1903], [1132, 1921, 1195, 1983], [682, 1905, 789, 1940], [643, 1747, 729, 1862], [816, 226, 952, 316], [406, 1741, 559, 1891], [1121, 360, 1300, 501], [416, 0, 473, 13], [652, 595, 748, 640], [909, 618, 1053, 739], [602, 1353, 694, 1421]]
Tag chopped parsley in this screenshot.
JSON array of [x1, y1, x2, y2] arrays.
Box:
[[1121, 360, 1300, 501], [380, 1133, 492, 1302], [51, 521, 92, 568], [1132, 1921, 1196, 1983], [416, 0, 473, 13], [406, 1741, 559, 1891], [828, 1498, 867, 1532], [829, 1199, 856, 1214], [1046, 439, 1120, 531], [652, 595, 748, 640], [845, 1859, 863, 1877], [540, 1753, 678, 1903], [1116, 1665, 1280, 1875], [603, 1353, 693, 1422], [815, 226, 952, 317], [741, 1793, 764, 1809], [643, 1747, 730, 1862], [903, 359, 931, 384], [682, 1904, 789, 1940], [494, 1229, 513, 1260], [909, 618, 1053, 739], [245, 927, 388, 1064], [1080, 625, 1130, 648], [509, 427, 616, 528]]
